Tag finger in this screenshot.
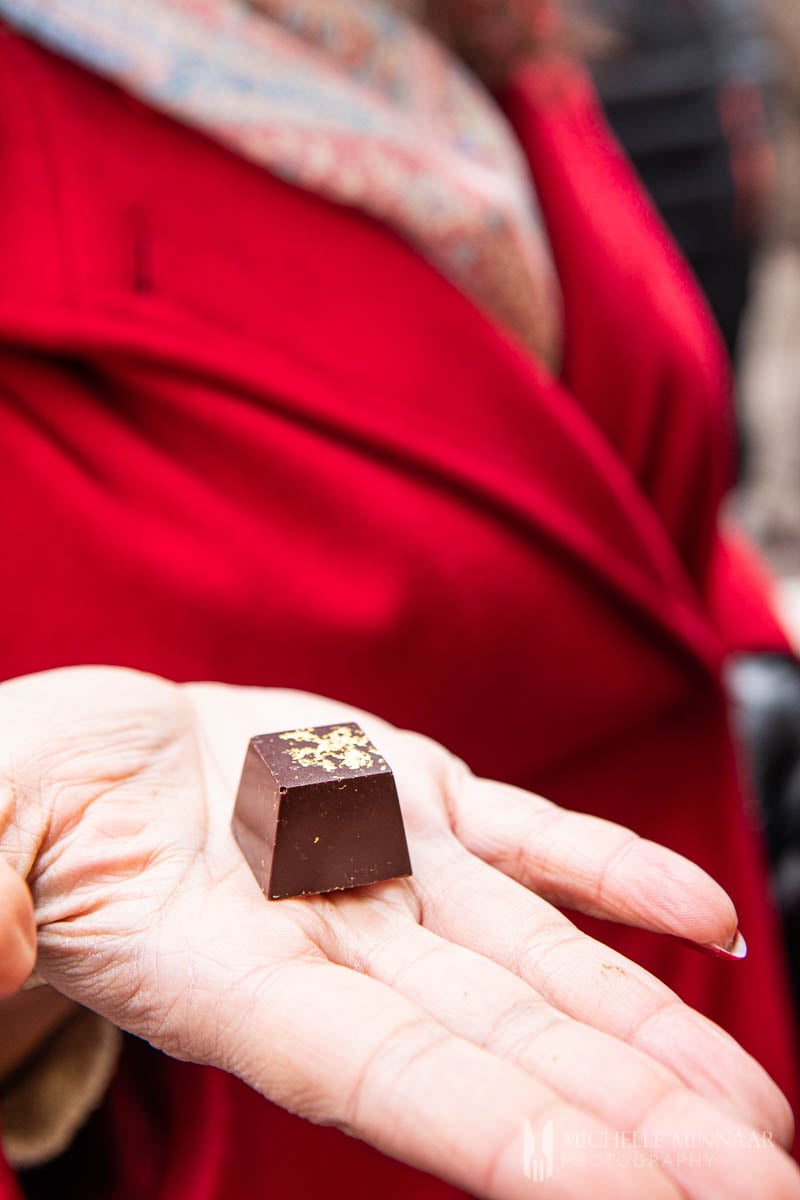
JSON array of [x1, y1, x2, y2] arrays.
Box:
[[0, 858, 36, 997], [450, 772, 740, 952], [162, 882, 682, 1200], [236, 958, 799, 1200], [300, 889, 800, 1200], [236, 964, 684, 1199], [407, 833, 795, 1150]]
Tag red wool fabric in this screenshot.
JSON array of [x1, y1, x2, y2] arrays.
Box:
[[0, 27, 796, 1200]]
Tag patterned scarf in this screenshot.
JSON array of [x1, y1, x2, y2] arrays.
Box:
[[0, 0, 561, 366]]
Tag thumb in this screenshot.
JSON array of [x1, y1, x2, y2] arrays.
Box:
[[0, 858, 36, 997]]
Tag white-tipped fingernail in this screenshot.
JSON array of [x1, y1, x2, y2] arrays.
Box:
[[699, 929, 748, 961], [677, 929, 747, 961]]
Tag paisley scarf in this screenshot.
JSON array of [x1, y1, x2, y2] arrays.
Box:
[[0, 0, 561, 365]]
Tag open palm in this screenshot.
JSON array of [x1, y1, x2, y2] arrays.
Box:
[[1, 666, 798, 1199]]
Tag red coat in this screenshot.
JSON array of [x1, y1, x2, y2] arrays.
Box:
[[0, 25, 796, 1200]]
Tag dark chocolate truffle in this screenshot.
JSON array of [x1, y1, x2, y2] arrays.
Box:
[[232, 722, 412, 899]]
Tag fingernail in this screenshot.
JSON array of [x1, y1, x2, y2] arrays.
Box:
[[679, 929, 747, 961]]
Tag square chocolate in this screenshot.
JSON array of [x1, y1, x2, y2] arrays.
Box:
[[231, 722, 412, 899]]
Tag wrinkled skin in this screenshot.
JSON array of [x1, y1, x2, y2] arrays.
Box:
[[0, 666, 798, 1199]]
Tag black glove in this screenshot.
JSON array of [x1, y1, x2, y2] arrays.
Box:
[[729, 653, 800, 1008]]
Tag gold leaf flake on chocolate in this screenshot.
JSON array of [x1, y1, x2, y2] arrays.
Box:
[[279, 725, 382, 773]]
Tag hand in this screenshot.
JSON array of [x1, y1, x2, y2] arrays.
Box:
[[0, 667, 797, 1199]]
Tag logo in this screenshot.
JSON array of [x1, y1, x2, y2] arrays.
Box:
[[521, 1118, 775, 1183], [523, 1118, 555, 1183]]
